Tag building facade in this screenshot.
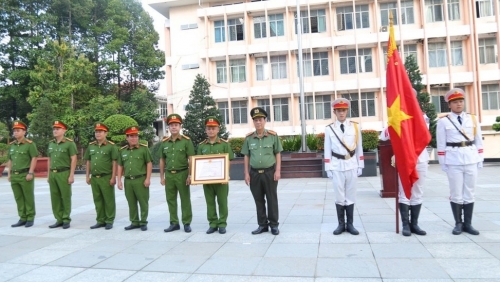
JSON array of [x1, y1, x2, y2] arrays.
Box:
[[148, 0, 500, 138]]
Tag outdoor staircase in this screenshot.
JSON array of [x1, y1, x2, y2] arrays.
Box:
[[281, 152, 323, 178]]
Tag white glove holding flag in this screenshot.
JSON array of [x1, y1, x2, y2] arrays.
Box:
[[326, 170, 333, 179], [357, 168, 363, 176]]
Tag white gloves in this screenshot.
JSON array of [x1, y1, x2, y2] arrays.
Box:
[[441, 165, 448, 172], [357, 168, 363, 176], [478, 162, 483, 169], [326, 170, 333, 179]]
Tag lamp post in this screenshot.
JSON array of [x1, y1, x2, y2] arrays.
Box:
[[296, 0, 307, 152]]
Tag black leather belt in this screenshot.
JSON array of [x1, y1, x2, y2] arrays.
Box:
[[166, 168, 188, 174], [124, 174, 146, 180], [446, 141, 473, 147], [10, 168, 29, 174], [92, 173, 110, 178], [251, 165, 275, 174], [50, 167, 70, 173], [332, 151, 355, 160]]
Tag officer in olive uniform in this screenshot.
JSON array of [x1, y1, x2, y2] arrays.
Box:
[[6, 121, 38, 228], [48, 120, 78, 229], [241, 107, 283, 235], [117, 126, 152, 231], [84, 123, 119, 230], [437, 88, 483, 235], [197, 116, 234, 234], [160, 114, 196, 233]]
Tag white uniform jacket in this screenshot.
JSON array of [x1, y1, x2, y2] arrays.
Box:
[[324, 120, 364, 172], [437, 112, 484, 165], [379, 114, 430, 164]]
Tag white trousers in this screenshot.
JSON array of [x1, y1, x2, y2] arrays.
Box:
[[447, 164, 477, 204], [331, 169, 357, 206], [398, 162, 428, 205]]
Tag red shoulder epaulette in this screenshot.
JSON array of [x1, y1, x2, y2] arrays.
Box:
[[245, 131, 254, 137], [267, 130, 277, 135], [162, 136, 170, 142]]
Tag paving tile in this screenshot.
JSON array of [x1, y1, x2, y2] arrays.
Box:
[[196, 257, 261, 275], [265, 243, 318, 258], [166, 242, 223, 257], [318, 243, 373, 258], [436, 258, 500, 279], [94, 252, 161, 270], [84, 239, 139, 253], [120, 240, 179, 255], [371, 243, 432, 258], [424, 243, 494, 258], [48, 250, 115, 267], [142, 255, 208, 273], [213, 242, 270, 258], [9, 266, 85, 282], [8, 249, 73, 265], [319, 232, 369, 244], [366, 232, 420, 244], [477, 242, 500, 259], [376, 258, 450, 279], [272, 232, 320, 244], [316, 258, 379, 278], [0, 235, 28, 248], [0, 263, 40, 282], [65, 268, 136, 282], [125, 271, 190, 282], [254, 257, 317, 277]]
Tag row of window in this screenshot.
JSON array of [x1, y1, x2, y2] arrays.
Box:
[[210, 0, 497, 42], [216, 93, 376, 124], [431, 84, 500, 112], [212, 38, 498, 84]]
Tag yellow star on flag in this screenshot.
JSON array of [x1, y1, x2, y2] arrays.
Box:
[[388, 95, 412, 137]]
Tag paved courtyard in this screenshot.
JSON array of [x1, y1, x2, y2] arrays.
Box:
[[1, 163, 500, 281]]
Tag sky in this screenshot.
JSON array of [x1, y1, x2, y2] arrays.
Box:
[[141, 0, 167, 97]]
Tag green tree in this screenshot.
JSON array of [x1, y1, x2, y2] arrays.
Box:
[[183, 74, 229, 149], [28, 98, 55, 156], [120, 86, 159, 143], [405, 55, 437, 148]]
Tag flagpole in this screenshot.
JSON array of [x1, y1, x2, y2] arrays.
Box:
[[296, 0, 307, 152]]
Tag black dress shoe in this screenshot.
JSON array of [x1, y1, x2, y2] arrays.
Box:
[[206, 227, 218, 234], [11, 220, 27, 227], [62, 223, 70, 229], [105, 224, 113, 230], [49, 222, 63, 228], [184, 224, 192, 233], [25, 221, 34, 228], [141, 225, 147, 231], [251, 226, 268, 235], [90, 223, 106, 229], [218, 227, 226, 234], [124, 224, 140, 230], [164, 224, 180, 232], [271, 227, 280, 235]]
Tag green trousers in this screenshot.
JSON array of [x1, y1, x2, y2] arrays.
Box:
[[165, 170, 192, 225], [49, 171, 72, 223], [124, 176, 149, 226], [91, 175, 116, 224], [203, 183, 228, 228], [10, 173, 36, 221]]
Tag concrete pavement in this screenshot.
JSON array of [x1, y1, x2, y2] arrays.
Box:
[[1, 163, 500, 281]]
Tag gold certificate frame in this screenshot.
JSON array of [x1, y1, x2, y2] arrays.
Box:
[[190, 154, 229, 185]]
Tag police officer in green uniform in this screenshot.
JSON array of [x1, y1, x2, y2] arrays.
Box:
[[160, 114, 195, 233], [6, 121, 38, 228], [84, 123, 118, 230], [117, 126, 152, 231], [242, 107, 283, 235], [48, 120, 77, 229], [197, 116, 234, 234]]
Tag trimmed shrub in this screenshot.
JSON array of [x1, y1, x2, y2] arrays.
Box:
[[229, 138, 244, 157], [104, 114, 138, 144], [361, 130, 379, 152]]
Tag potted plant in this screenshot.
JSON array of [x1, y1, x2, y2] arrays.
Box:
[[361, 129, 379, 177], [228, 137, 245, 180]]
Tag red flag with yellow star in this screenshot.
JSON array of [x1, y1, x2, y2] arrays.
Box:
[[386, 18, 431, 198]]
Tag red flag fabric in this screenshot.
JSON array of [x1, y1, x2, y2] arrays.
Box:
[[386, 20, 431, 199]]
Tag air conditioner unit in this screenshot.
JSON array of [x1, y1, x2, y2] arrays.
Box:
[[380, 26, 388, 32]]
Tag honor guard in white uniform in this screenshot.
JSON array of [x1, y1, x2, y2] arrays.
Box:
[[437, 88, 483, 235], [324, 98, 364, 235], [380, 89, 430, 236]]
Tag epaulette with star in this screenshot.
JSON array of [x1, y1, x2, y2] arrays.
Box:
[[162, 136, 170, 142], [65, 137, 74, 142], [182, 134, 190, 140], [140, 143, 148, 147], [199, 140, 208, 145], [437, 113, 449, 119], [351, 121, 359, 124], [245, 131, 254, 137], [267, 130, 277, 135], [89, 141, 97, 145], [9, 140, 15, 145], [120, 145, 128, 150], [220, 138, 228, 143], [108, 141, 115, 145]]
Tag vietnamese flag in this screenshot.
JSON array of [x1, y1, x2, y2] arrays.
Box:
[[386, 17, 431, 199]]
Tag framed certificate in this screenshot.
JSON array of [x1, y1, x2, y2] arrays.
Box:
[[190, 154, 229, 185]]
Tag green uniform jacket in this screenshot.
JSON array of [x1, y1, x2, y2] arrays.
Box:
[[197, 137, 234, 160], [118, 144, 152, 175], [8, 138, 38, 171], [84, 140, 119, 174], [241, 129, 283, 168], [160, 135, 195, 170], [48, 138, 78, 169]]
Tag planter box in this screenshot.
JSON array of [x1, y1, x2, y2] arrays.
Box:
[[360, 151, 377, 177], [230, 158, 245, 180], [0, 165, 5, 177], [35, 157, 49, 178]]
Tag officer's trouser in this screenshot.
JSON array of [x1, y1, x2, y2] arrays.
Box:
[[49, 171, 72, 223], [447, 164, 477, 204], [124, 176, 149, 226], [250, 167, 279, 227], [165, 169, 192, 225], [398, 162, 428, 205], [203, 183, 229, 228], [91, 175, 116, 224], [11, 173, 36, 221], [331, 169, 357, 206]]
